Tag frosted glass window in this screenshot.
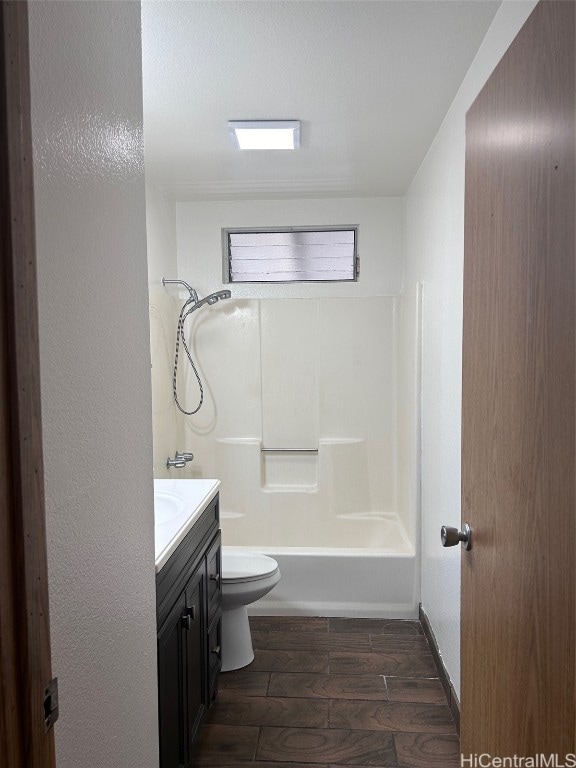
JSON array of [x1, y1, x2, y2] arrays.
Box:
[[224, 227, 358, 283]]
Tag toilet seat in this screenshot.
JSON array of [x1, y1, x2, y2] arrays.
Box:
[[222, 551, 279, 583]]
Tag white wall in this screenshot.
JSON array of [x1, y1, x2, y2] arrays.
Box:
[[396, 284, 422, 547], [405, 0, 538, 699], [166, 198, 407, 535], [146, 180, 178, 287], [146, 181, 183, 475], [143, 196, 417, 578], [29, 3, 159, 767], [149, 289, 182, 476]]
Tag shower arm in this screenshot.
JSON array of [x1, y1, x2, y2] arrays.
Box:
[[162, 277, 198, 304]]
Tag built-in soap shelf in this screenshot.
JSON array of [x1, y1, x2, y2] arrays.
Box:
[[261, 447, 318, 491], [215, 437, 371, 502]]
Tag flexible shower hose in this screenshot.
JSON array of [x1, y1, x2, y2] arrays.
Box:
[[172, 301, 204, 415]]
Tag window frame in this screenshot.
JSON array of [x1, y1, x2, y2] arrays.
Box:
[[222, 225, 359, 284]]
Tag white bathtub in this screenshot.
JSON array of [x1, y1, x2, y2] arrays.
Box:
[[221, 512, 418, 619], [215, 437, 419, 618], [229, 547, 417, 618]]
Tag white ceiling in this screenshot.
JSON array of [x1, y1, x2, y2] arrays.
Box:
[[141, 0, 500, 201]]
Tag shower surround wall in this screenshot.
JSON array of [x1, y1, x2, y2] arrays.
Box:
[[177, 295, 397, 524], [150, 196, 419, 615]]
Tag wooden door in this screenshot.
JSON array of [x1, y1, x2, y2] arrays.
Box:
[[0, 2, 56, 766], [462, 0, 575, 759]]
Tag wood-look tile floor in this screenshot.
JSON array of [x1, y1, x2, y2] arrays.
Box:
[[192, 617, 460, 768]]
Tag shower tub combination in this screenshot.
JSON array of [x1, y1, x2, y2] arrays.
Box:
[[216, 437, 418, 619], [155, 284, 422, 619]]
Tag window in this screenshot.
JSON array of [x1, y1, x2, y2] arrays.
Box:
[[223, 227, 358, 283]]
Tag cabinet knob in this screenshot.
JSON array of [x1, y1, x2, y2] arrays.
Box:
[[211, 645, 221, 657], [210, 573, 220, 585], [181, 606, 196, 630]]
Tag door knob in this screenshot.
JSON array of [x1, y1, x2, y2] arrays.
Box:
[[441, 523, 472, 551]]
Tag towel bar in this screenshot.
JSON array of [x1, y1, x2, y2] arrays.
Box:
[[261, 448, 318, 453]]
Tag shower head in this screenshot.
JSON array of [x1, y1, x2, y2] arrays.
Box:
[[210, 290, 232, 302], [184, 289, 232, 314]]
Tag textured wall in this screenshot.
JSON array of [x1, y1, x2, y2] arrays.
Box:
[[29, 2, 159, 766], [404, 1, 538, 699]]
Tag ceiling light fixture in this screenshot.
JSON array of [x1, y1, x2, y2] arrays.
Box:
[[228, 120, 301, 150]]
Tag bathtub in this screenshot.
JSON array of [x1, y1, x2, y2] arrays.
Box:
[[226, 546, 417, 618], [214, 437, 419, 618], [221, 511, 418, 619]]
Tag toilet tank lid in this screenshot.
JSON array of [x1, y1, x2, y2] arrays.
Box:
[[222, 551, 279, 581]]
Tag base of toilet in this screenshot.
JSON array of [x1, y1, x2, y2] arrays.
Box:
[[221, 605, 254, 672]]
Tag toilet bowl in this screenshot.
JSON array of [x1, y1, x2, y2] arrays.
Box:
[[221, 550, 281, 672]]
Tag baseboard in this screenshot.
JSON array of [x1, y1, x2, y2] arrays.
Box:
[[419, 603, 460, 733], [249, 601, 419, 619]]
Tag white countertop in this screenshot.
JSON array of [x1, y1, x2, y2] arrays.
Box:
[[154, 478, 220, 573]]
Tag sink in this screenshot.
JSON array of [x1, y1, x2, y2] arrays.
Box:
[[154, 490, 186, 525]]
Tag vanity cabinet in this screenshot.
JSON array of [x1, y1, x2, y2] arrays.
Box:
[[156, 493, 222, 768]]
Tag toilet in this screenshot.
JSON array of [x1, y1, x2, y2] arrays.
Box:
[[221, 550, 281, 672]]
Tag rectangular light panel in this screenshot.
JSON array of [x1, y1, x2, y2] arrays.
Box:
[[228, 120, 300, 150]]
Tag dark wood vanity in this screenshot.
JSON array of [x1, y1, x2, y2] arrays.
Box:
[[156, 492, 222, 768]]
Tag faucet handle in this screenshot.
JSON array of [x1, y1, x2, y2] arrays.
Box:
[[166, 457, 187, 469], [176, 452, 194, 462]]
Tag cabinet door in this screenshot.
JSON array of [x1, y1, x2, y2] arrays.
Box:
[[207, 611, 222, 705], [157, 589, 187, 768], [184, 564, 206, 750], [206, 532, 221, 622]]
